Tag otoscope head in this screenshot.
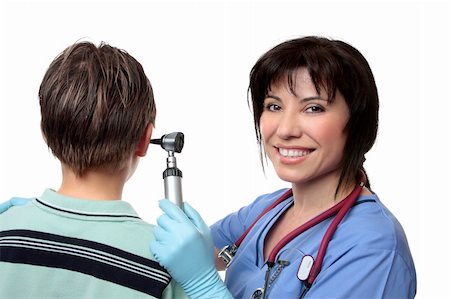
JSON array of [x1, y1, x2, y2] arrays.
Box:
[[150, 132, 184, 153]]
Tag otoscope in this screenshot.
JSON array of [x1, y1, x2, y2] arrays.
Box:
[[150, 132, 185, 210]]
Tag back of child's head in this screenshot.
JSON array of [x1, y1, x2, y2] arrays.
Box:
[[39, 41, 156, 176]]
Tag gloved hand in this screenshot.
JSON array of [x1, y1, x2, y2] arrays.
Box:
[[149, 199, 233, 299], [0, 197, 31, 214]]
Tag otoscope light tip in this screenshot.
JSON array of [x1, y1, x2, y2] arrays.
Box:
[[150, 139, 162, 145]]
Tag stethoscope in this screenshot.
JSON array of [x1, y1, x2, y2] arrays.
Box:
[[218, 171, 366, 299]]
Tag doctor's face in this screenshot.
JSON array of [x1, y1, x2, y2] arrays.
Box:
[[260, 67, 350, 186]]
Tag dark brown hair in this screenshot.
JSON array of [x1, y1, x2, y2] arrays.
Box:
[[39, 41, 156, 176], [249, 36, 379, 193]]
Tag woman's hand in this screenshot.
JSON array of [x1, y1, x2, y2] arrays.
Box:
[[0, 198, 30, 214], [149, 199, 233, 299]]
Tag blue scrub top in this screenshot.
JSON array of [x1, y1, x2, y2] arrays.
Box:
[[211, 189, 416, 299]]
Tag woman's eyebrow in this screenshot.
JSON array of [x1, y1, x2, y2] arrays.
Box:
[[265, 94, 281, 101], [265, 94, 328, 102], [302, 96, 326, 102]]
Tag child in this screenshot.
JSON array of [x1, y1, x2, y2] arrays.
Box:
[[0, 41, 188, 299]]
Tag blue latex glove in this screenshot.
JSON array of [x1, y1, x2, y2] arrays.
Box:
[[149, 199, 233, 299], [0, 197, 31, 213]]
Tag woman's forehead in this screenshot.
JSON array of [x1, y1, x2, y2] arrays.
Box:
[[267, 67, 332, 97]]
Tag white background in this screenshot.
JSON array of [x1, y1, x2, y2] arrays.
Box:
[[1, 0, 449, 298]]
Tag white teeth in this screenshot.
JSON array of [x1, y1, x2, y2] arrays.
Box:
[[279, 148, 310, 158]]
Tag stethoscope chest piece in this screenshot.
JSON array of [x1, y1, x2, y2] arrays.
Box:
[[218, 244, 238, 268], [297, 255, 314, 281], [251, 288, 264, 299]]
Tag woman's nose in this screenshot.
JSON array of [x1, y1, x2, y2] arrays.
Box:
[[276, 110, 302, 139]]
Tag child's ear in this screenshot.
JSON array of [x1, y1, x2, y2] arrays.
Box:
[[135, 123, 153, 157]]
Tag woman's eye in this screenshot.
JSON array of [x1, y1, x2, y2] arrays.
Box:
[[305, 105, 324, 113], [265, 103, 281, 111]]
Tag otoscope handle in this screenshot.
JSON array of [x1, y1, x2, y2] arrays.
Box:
[[163, 156, 183, 210]]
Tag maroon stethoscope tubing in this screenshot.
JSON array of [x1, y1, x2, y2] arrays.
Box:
[[304, 176, 365, 287], [234, 172, 366, 288], [234, 190, 293, 247]]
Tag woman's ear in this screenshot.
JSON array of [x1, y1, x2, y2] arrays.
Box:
[[135, 123, 153, 157]]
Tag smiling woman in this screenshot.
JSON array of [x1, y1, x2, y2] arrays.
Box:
[[260, 68, 355, 259], [260, 68, 351, 198], [149, 36, 417, 299]]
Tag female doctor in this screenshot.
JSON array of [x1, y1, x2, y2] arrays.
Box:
[[149, 36, 417, 299], [2, 36, 416, 298]]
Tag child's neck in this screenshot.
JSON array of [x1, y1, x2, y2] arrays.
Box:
[[57, 167, 127, 201]]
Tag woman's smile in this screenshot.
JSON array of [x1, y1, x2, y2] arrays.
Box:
[[277, 147, 313, 158]]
